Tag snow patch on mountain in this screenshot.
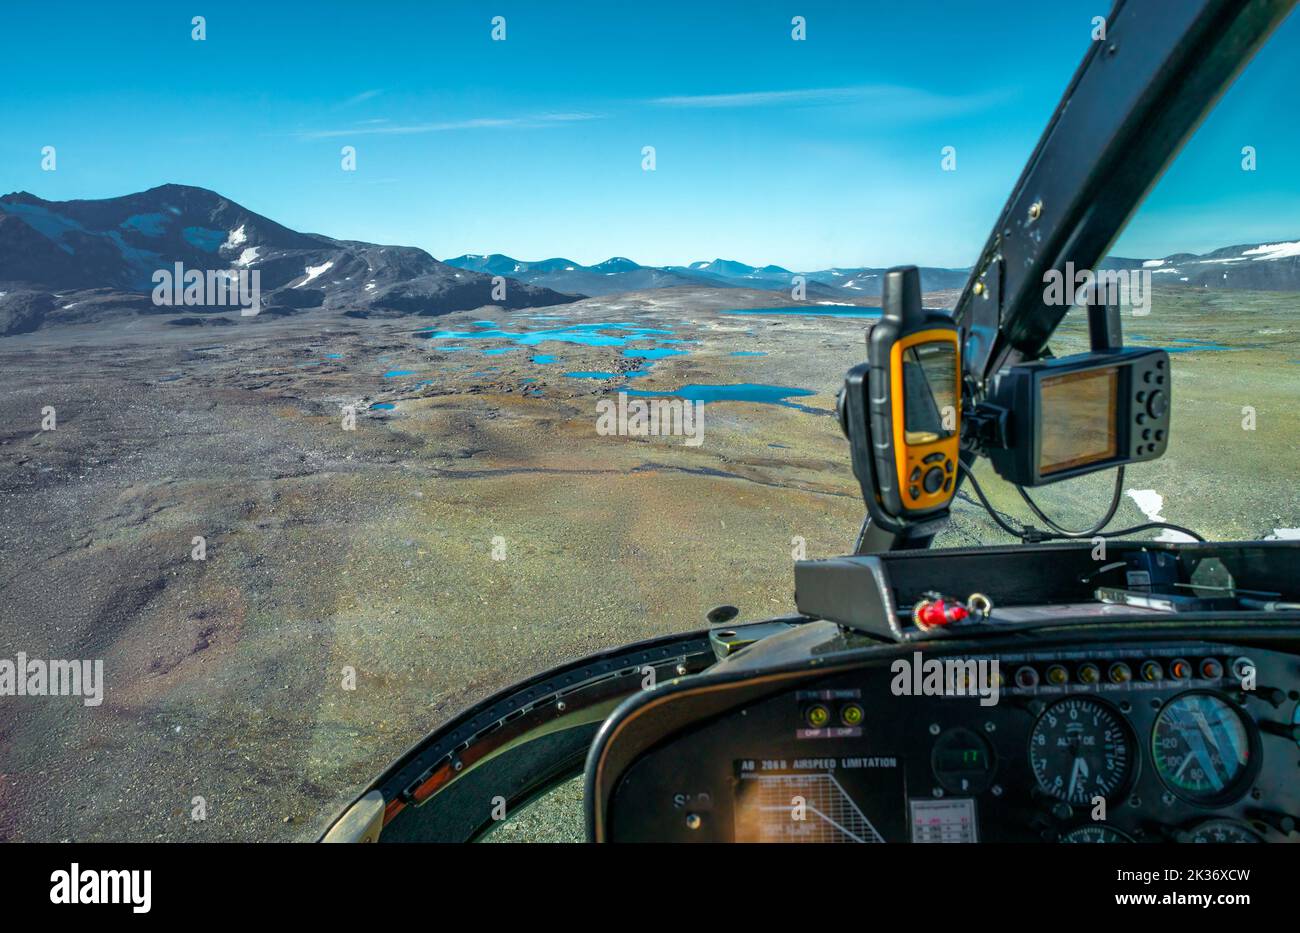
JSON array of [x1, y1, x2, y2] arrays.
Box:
[[223, 224, 248, 250], [1243, 240, 1300, 260], [294, 260, 334, 287]]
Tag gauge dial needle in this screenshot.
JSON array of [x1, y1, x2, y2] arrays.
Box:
[[1068, 756, 1088, 799], [1189, 711, 1226, 779], [1192, 711, 1219, 749]]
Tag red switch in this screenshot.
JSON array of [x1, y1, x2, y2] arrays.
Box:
[[915, 598, 969, 628]]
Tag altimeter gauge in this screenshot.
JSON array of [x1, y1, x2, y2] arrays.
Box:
[[1029, 697, 1134, 805]]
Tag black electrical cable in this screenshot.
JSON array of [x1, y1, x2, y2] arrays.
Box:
[[1089, 521, 1207, 542], [957, 461, 1207, 543], [853, 515, 869, 553], [957, 461, 1044, 541], [1015, 466, 1125, 538]]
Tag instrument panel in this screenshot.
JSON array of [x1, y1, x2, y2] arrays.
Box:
[[593, 639, 1300, 842]]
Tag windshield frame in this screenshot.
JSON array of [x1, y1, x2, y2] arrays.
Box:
[[952, 0, 1295, 385]]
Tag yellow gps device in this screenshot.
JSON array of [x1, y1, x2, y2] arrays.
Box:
[[838, 266, 961, 530], [885, 328, 961, 513]]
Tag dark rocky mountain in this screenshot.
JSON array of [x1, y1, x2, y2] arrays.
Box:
[[0, 185, 580, 336], [688, 258, 759, 277]]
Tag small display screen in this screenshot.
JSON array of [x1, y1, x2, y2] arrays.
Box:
[[902, 341, 957, 444], [1038, 366, 1118, 475]]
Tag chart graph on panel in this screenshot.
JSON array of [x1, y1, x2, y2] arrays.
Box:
[[733, 758, 905, 843]]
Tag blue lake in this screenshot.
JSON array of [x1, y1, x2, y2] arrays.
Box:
[[371, 402, 396, 410], [417, 322, 675, 349], [720, 305, 880, 318], [730, 351, 768, 357], [625, 383, 818, 409], [1128, 335, 1236, 352], [324, 353, 343, 359], [565, 371, 620, 380], [532, 354, 559, 364], [1164, 337, 1235, 352], [383, 369, 416, 378]]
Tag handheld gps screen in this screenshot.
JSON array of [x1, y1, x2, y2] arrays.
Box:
[[902, 342, 957, 445]]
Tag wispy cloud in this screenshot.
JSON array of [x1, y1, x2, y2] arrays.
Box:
[[649, 84, 1011, 118], [339, 89, 383, 108], [296, 111, 600, 140], [651, 87, 866, 107]]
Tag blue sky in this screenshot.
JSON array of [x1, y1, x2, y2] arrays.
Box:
[[1, 1, 1296, 268]]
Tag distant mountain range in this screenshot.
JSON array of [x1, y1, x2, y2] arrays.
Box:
[[2, 184, 1298, 337], [1099, 242, 1300, 289], [446, 242, 1300, 297], [443, 253, 972, 298]]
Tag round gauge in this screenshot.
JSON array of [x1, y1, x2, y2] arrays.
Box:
[[1029, 697, 1134, 805], [1152, 692, 1255, 804], [1060, 825, 1134, 843], [1183, 819, 1263, 843]]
